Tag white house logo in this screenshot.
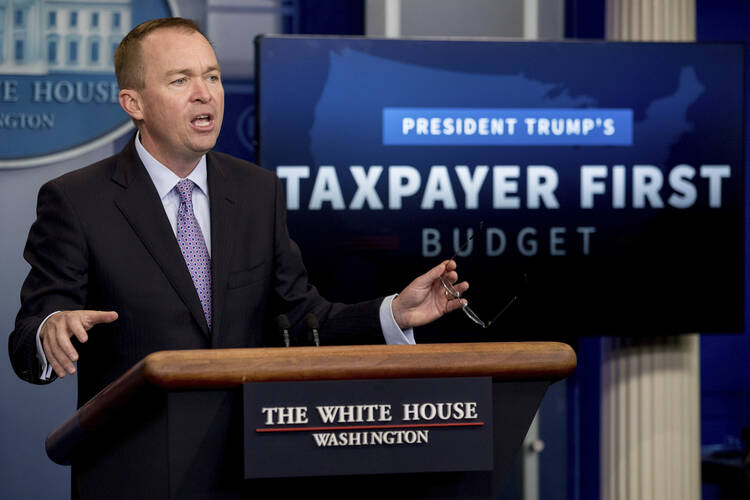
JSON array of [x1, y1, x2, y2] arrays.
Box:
[[244, 378, 494, 478], [0, 0, 174, 168]]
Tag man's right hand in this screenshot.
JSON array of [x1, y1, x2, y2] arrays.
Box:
[[40, 310, 118, 378]]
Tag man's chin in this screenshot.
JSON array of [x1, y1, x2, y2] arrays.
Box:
[[191, 136, 219, 155]]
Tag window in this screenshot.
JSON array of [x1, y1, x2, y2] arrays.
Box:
[[90, 41, 99, 63], [48, 40, 58, 63], [70, 11, 78, 27], [15, 39, 24, 63], [91, 12, 99, 28], [48, 11, 57, 27], [14, 9, 23, 27], [69, 40, 78, 64], [112, 12, 121, 29]]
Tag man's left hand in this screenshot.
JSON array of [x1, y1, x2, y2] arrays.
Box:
[[392, 260, 468, 330]]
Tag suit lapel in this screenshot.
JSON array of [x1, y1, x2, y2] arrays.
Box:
[[112, 141, 211, 337], [206, 153, 237, 344]]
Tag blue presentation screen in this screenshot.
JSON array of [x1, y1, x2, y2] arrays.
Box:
[[256, 36, 745, 339]]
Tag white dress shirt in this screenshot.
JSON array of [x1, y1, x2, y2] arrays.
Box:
[[37, 133, 413, 379]]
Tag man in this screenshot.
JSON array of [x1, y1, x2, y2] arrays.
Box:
[[8, 18, 468, 407]]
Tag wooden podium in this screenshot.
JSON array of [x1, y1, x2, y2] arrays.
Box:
[[47, 342, 576, 499]]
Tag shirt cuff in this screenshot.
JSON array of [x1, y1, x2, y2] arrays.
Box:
[[36, 311, 60, 381], [379, 294, 415, 345]]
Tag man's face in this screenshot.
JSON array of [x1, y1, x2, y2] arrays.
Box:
[[134, 28, 224, 169]]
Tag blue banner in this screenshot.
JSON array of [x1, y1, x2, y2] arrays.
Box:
[[383, 108, 633, 145]]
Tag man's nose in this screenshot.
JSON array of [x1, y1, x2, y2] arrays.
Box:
[[191, 78, 211, 103]]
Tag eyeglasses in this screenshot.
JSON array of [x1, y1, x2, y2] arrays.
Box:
[[439, 223, 521, 329]]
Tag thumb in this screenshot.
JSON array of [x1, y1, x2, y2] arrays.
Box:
[[423, 260, 449, 283], [81, 310, 119, 330]]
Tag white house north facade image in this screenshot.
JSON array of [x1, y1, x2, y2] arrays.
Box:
[[0, 0, 131, 75]]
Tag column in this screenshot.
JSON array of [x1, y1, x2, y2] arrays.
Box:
[[601, 8, 698, 499]]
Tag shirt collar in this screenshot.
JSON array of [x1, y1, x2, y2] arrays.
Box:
[[134, 131, 209, 200]]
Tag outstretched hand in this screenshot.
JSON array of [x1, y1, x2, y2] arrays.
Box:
[[40, 310, 118, 378], [391, 260, 469, 330]]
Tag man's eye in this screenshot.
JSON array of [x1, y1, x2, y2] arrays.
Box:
[[208, 75, 220, 82], [173, 78, 186, 85]]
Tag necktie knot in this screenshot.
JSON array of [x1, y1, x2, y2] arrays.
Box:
[[176, 179, 195, 205]]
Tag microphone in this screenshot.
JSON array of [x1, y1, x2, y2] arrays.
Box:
[[276, 314, 291, 347], [305, 313, 320, 347]]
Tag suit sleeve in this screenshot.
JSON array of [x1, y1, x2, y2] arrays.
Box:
[[269, 177, 385, 345], [8, 180, 89, 384]]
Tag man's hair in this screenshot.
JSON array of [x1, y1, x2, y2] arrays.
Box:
[[114, 17, 203, 91]]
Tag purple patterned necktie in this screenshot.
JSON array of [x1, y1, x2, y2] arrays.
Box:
[[175, 179, 212, 329]]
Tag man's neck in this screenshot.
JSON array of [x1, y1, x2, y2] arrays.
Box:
[[137, 132, 202, 178]]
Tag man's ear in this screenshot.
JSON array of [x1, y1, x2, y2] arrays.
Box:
[[119, 89, 144, 121]]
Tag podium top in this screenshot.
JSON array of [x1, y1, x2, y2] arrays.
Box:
[[135, 341, 576, 388], [46, 342, 575, 464]]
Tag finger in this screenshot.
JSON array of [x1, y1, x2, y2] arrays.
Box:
[[42, 336, 66, 378], [46, 330, 76, 375], [444, 298, 468, 313], [70, 322, 89, 344], [48, 319, 79, 370], [452, 281, 469, 295], [53, 333, 78, 374], [49, 357, 66, 378], [442, 270, 459, 284], [81, 310, 118, 330], [444, 259, 457, 272], [423, 260, 451, 282]]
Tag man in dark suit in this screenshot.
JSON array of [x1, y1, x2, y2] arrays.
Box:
[[8, 17, 468, 406]]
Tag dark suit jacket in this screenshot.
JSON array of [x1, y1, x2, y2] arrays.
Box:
[[8, 137, 384, 406]]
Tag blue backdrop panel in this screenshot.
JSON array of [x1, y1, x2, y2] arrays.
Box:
[[257, 37, 744, 339]]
